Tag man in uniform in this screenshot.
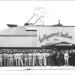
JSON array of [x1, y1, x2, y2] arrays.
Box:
[[13, 52, 16, 66], [32, 50, 37, 66], [18, 52, 23, 66], [17, 52, 19, 66], [24, 53, 28, 66], [38, 51, 43, 66], [52, 51, 57, 66], [56, 51, 60, 66], [64, 50, 69, 66], [13, 52, 18, 66], [3, 52, 7, 66], [9, 52, 14, 66], [0, 51, 2, 66], [43, 52, 50, 66], [28, 53, 33, 66], [6, 52, 9, 66], [7, 52, 10, 66]]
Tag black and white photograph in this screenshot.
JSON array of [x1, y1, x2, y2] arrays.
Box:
[[0, 1, 75, 74]]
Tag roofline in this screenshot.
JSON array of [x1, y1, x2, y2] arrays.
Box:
[[0, 47, 42, 49], [0, 35, 37, 37], [0, 46, 75, 49], [36, 25, 75, 27]]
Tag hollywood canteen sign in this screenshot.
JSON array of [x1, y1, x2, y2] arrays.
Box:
[[39, 31, 72, 43], [37, 26, 75, 47]]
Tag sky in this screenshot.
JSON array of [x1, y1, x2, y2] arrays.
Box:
[[0, 1, 75, 31]]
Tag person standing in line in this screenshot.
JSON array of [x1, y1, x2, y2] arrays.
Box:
[[18, 52, 21, 66], [46, 52, 51, 66], [68, 50, 71, 66], [19, 52, 23, 66], [35, 51, 39, 66], [21, 52, 24, 66], [14, 52, 18, 66], [3, 52, 6, 66], [8, 53, 10, 66], [17, 52, 20, 66], [38, 52, 43, 66], [9, 52, 13, 66], [6, 52, 9, 66], [36, 51, 39, 66], [24, 53, 28, 66], [46, 52, 50, 66], [0, 52, 2, 67], [52, 51, 57, 66], [22, 52, 25, 66], [42, 53, 46, 66], [5, 52, 8, 66], [60, 51, 64, 66], [28, 53, 30, 66], [42, 52, 49, 66], [56, 51, 60, 66], [9, 52, 14, 66], [73, 51, 75, 66], [28, 53, 33, 66], [64, 50, 69, 66], [8, 52, 11, 66], [32, 50, 37, 66], [69, 50, 75, 66], [31, 53, 34, 66], [49, 52, 54, 66], [13, 52, 16, 66]]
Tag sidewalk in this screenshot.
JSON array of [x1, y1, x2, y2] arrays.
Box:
[[0, 66, 75, 71]]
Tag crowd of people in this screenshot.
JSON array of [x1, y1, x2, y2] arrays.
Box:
[[0, 51, 50, 66], [0, 49, 74, 67]]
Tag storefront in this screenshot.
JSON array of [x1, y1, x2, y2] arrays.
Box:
[[0, 24, 75, 66], [37, 25, 75, 66]]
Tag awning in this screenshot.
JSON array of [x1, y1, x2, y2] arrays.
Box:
[[42, 41, 75, 49]]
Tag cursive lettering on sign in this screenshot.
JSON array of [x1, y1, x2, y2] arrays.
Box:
[[39, 31, 72, 43]]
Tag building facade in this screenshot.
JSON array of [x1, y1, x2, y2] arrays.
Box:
[[0, 24, 75, 66]]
